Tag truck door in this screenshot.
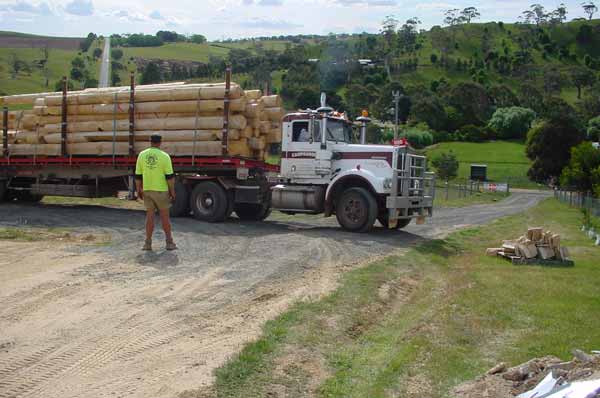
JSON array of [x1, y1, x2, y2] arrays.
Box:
[[281, 120, 321, 179]]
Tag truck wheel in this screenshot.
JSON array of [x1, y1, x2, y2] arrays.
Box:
[[190, 181, 228, 223], [170, 181, 190, 218], [335, 187, 377, 233], [0, 181, 7, 202], [377, 215, 411, 230], [235, 202, 272, 221], [15, 191, 44, 203]]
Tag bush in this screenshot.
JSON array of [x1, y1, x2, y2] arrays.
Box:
[[398, 125, 434, 149], [560, 142, 600, 194], [458, 124, 487, 142], [588, 116, 600, 141], [431, 151, 459, 181], [488, 107, 536, 140], [432, 130, 452, 143]]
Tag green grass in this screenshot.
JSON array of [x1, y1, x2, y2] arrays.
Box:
[[425, 140, 545, 189], [0, 47, 79, 96], [121, 43, 229, 63], [41, 195, 143, 209], [207, 198, 600, 397]]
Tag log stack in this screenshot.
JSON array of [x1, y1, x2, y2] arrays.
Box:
[[0, 82, 283, 161], [486, 227, 572, 265]]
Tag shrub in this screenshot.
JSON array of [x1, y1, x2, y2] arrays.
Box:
[[398, 124, 434, 149], [431, 151, 459, 181], [488, 106, 536, 140], [458, 124, 487, 142], [432, 130, 452, 143], [560, 142, 600, 194], [588, 116, 600, 141]]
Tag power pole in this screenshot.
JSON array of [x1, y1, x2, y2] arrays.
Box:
[[392, 90, 401, 140]]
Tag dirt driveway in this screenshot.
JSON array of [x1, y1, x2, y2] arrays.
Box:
[[0, 191, 549, 398]]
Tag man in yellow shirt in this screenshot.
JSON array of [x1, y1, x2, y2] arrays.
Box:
[[135, 134, 177, 251]]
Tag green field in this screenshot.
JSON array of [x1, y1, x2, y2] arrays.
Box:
[[121, 43, 229, 63], [425, 141, 541, 188], [210, 198, 600, 398], [0, 47, 78, 96]]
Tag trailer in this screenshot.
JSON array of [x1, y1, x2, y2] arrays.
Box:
[[1, 74, 435, 232]]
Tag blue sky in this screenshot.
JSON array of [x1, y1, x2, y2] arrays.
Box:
[[0, 0, 592, 40]]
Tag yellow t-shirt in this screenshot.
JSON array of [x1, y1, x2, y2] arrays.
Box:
[[135, 147, 174, 192]]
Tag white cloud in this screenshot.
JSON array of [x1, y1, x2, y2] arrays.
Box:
[[0, 0, 54, 15], [238, 17, 302, 29], [65, 0, 94, 16]]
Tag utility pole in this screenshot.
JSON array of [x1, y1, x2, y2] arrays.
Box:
[[392, 90, 400, 140]]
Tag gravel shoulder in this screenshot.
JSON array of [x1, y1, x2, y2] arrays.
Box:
[[0, 191, 550, 398]]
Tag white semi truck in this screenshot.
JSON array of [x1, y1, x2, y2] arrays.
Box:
[[1, 93, 435, 233]]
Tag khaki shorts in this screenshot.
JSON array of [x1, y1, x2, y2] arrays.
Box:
[[143, 191, 171, 211]]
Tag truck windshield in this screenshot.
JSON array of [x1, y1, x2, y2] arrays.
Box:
[[314, 119, 352, 143]]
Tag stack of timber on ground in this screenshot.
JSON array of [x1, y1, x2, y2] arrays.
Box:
[[0, 84, 283, 161], [486, 227, 572, 265]]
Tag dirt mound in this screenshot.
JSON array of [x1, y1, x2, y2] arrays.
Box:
[[453, 350, 600, 398]]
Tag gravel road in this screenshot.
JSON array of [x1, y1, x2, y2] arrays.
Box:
[[98, 38, 110, 88], [0, 190, 550, 398]]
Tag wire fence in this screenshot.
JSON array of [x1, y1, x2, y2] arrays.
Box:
[[554, 190, 600, 217], [435, 179, 510, 201]]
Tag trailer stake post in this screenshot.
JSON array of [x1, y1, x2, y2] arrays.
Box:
[[61, 76, 68, 157], [2, 107, 8, 157], [128, 73, 136, 200], [222, 66, 231, 156], [128, 73, 135, 158]]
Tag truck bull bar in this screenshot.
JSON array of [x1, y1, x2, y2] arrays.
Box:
[[387, 153, 435, 227]]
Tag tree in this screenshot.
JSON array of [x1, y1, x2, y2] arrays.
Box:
[[560, 142, 600, 193], [411, 95, 448, 131], [460, 7, 481, 23], [141, 62, 161, 84], [488, 107, 536, 139], [488, 84, 520, 108], [345, 84, 374, 118], [111, 48, 123, 60], [70, 67, 84, 81], [71, 57, 85, 69], [526, 108, 585, 183], [93, 48, 102, 60], [571, 66, 597, 99], [444, 9, 462, 26], [587, 116, 600, 140], [372, 81, 405, 122], [7, 52, 28, 79], [522, 4, 548, 25], [582, 1, 598, 20], [446, 82, 493, 127], [397, 17, 421, 53], [431, 151, 459, 181], [576, 24, 595, 43], [519, 84, 545, 114], [190, 34, 207, 44], [550, 3, 568, 24]]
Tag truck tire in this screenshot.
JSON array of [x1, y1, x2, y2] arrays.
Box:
[[14, 190, 44, 203], [170, 181, 190, 218], [235, 202, 272, 221], [335, 187, 377, 233], [377, 215, 411, 230], [0, 181, 7, 202], [190, 181, 228, 223]]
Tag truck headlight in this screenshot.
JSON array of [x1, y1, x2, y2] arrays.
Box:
[[384, 178, 393, 189]]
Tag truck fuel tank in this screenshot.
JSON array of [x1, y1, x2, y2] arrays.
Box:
[[271, 185, 325, 214]]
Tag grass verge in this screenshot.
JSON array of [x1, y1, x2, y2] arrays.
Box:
[[201, 199, 600, 398], [434, 189, 507, 208]]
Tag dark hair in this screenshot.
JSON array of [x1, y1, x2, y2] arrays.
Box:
[[150, 134, 162, 143]]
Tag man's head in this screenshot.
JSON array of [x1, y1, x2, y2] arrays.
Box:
[[150, 134, 162, 147]]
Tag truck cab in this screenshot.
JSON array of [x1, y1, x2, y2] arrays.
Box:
[[271, 102, 435, 232]]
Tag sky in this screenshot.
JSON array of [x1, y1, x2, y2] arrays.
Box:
[[0, 0, 592, 40]]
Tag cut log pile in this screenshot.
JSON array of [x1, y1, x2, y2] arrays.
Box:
[[486, 227, 571, 264], [0, 83, 283, 161]]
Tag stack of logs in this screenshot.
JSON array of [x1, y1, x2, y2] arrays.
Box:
[[0, 82, 283, 161], [486, 227, 571, 263]]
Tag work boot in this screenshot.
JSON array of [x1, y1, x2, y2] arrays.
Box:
[[142, 240, 152, 251], [166, 240, 178, 251]]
